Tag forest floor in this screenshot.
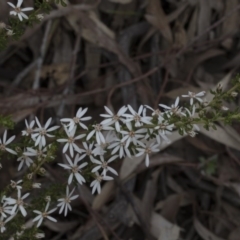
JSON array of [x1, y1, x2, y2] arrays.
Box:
[[1, 0, 240, 239]]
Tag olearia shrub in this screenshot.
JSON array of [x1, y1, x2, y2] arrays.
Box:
[[2, 1, 240, 239], [0, 75, 240, 238]]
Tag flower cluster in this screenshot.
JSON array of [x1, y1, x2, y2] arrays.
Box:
[[1, 80, 240, 238], [0, 0, 66, 50]]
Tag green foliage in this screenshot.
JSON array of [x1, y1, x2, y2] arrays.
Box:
[[0, 115, 14, 129], [199, 155, 218, 176], [55, 0, 68, 7]]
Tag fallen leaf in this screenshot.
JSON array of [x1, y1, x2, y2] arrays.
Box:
[[12, 108, 36, 123], [228, 227, 240, 240], [145, 0, 172, 42], [221, 0, 239, 49], [161, 194, 181, 223], [187, 7, 198, 42], [222, 202, 240, 227], [161, 131, 186, 150], [128, 195, 180, 239], [173, 21, 187, 48], [44, 220, 79, 232], [151, 212, 180, 240], [0, 1, 8, 21], [186, 136, 222, 153], [29, 63, 70, 87], [164, 86, 203, 99], [120, 155, 144, 180], [194, 217, 225, 240], [136, 154, 183, 174], [85, 42, 101, 87], [155, 192, 191, 211], [92, 181, 115, 210], [142, 169, 161, 228], [199, 125, 240, 151], [197, 0, 211, 41], [52, 27, 73, 64], [138, 2, 187, 52], [88, 11, 115, 39]]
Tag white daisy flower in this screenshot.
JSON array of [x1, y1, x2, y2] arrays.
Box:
[[108, 138, 132, 159], [0, 216, 6, 233], [92, 144, 106, 156], [57, 126, 85, 157], [135, 141, 160, 167], [36, 14, 44, 21], [6, 29, 14, 36], [154, 116, 174, 144], [0, 131, 16, 155], [35, 233, 45, 238], [144, 105, 162, 117], [7, 0, 34, 22], [16, 152, 33, 171], [10, 180, 22, 190], [100, 106, 128, 132], [159, 97, 185, 116], [58, 154, 87, 185], [91, 155, 118, 176], [90, 172, 113, 194], [78, 142, 96, 162], [87, 124, 113, 145], [32, 183, 41, 189], [61, 107, 91, 131], [182, 91, 206, 105], [4, 189, 29, 217], [0, 215, 15, 233], [92, 131, 117, 156], [25, 146, 48, 160], [185, 105, 200, 131], [21, 119, 35, 136], [57, 186, 78, 216], [0, 202, 13, 219], [32, 117, 59, 147], [120, 122, 146, 148], [33, 201, 57, 228], [124, 105, 152, 127]]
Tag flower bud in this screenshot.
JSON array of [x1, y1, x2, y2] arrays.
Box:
[[10, 180, 22, 189], [35, 233, 45, 239], [221, 106, 229, 111], [217, 83, 223, 92], [15, 146, 21, 153], [45, 196, 51, 202], [39, 167, 46, 175], [10, 181, 17, 188], [36, 14, 44, 21], [32, 163, 37, 169], [21, 225, 26, 230], [0, 22, 6, 29], [32, 183, 41, 188], [231, 91, 238, 97], [153, 109, 161, 116], [27, 173, 33, 180], [203, 101, 209, 107], [6, 29, 14, 36], [188, 131, 196, 137]]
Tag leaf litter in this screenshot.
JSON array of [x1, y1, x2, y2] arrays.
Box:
[[2, 0, 240, 239]]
